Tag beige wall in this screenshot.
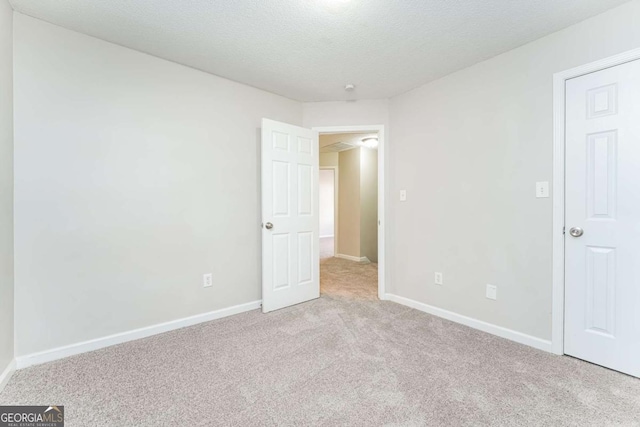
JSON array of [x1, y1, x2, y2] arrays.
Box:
[[389, 0, 640, 341], [331, 143, 378, 262], [360, 147, 378, 263], [338, 148, 361, 258], [320, 152, 338, 167], [0, 0, 14, 376], [13, 14, 302, 356]]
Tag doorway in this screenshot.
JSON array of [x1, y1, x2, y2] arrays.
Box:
[[553, 52, 640, 378], [260, 120, 385, 312], [315, 128, 384, 300]]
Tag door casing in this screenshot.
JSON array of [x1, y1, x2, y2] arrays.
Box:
[[552, 47, 640, 355], [313, 125, 386, 301]]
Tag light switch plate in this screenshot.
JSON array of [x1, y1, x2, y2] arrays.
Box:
[[536, 181, 549, 198], [400, 190, 407, 202], [486, 284, 497, 300]]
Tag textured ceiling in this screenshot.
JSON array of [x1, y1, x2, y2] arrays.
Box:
[[10, 0, 629, 101]]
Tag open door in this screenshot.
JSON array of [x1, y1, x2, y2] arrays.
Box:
[[564, 59, 640, 377], [261, 119, 319, 312]]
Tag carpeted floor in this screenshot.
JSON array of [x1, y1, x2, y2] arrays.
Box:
[[2, 258, 640, 426], [321, 255, 377, 300]]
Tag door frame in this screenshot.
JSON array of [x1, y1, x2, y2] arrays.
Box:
[[313, 125, 386, 300], [319, 166, 339, 255], [551, 47, 640, 355]]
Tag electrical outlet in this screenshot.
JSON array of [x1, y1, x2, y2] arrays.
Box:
[[434, 272, 443, 285], [400, 190, 407, 202], [203, 273, 213, 288], [486, 284, 497, 300]]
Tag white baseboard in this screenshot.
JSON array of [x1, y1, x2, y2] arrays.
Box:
[[0, 359, 16, 392], [319, 235, 335, 239], [16, 300, 262, 369], [385, 294, 553, 353], [335, 253, 370, 263]]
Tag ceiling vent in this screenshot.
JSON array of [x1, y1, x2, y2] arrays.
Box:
[[320, 142, 356, 153]]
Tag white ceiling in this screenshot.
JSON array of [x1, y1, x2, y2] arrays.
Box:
[[10, 0, 629, 102]]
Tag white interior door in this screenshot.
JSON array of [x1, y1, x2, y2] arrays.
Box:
[[564, 59, 640, 377], [261, 118, 319, 313]]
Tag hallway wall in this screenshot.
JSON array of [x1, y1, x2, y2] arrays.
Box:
[[360, 147, 378, 263], [338, 148, 361, 258]]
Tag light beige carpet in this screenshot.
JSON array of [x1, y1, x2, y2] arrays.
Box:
[[321, 256, 378, 300], [2, 259, 640, 426]]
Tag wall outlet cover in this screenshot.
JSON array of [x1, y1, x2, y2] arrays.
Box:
[[203, 273, 213, 288], [434, 272, 443, 285]]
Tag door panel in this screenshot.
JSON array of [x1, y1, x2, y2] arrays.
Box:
[[261, 119, 319, 312], [564, 59, 640, 377]]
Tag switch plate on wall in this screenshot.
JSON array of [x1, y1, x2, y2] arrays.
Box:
[[536, 181, 549, 198], [400, 190, 407, 201], [486, 284, 497, 300], [203, 273, 213, 288], [434, 272, 443, 285]]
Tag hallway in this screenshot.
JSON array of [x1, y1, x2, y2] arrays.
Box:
[[320, 256, 378, 301]]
